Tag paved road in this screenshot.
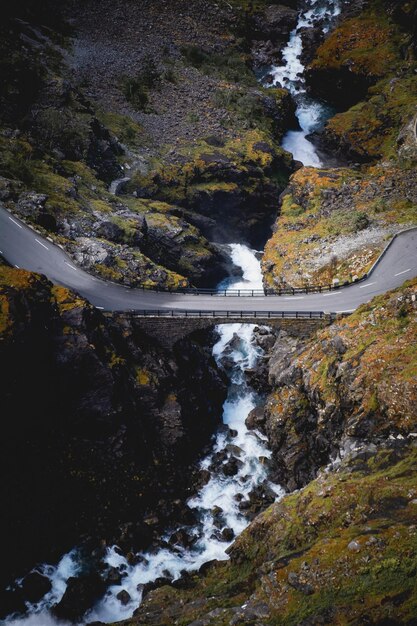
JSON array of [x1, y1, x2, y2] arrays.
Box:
[[1, 206, 416, 314]]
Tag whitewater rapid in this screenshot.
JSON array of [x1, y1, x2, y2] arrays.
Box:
[[271, 0, 342, 166], [217, 243, 264, 291]]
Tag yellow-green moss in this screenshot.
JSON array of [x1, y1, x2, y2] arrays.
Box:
[[96, 110, 146, 148], [52, 285, 87, 313], [127, 442, 417, 626], [325, 75, 417, 160], [311, 6, 404, 79], [263, 164, 417, 288]]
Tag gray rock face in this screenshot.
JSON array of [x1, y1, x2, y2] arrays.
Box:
[[299, 26, 324, 65], [254, 5, 299, 42]]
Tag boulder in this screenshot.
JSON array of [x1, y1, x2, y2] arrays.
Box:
[[299, 26, 324, 65], [52, 573, 107, 622], [254, 5, 299, 42], [245, 406, 266, 431], [21, 571, 52, 603], [116, 589, 131, 605]]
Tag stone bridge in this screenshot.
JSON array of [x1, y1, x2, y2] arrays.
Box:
[[113, 313, 333, 349]]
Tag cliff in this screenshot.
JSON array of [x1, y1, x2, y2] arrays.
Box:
[[0, 265, 227, 617]]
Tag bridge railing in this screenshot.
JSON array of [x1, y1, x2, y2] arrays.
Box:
[[115, 310, 338, 320], [131, 282, 352, 297], [116, 226, 417, 296]]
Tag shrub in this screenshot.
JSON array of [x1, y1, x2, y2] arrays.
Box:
[[181, 45, 210, 68], [123, 57, 162, 111], [354, 211, 370, 231], [32, 108, 90, 159], [163, 67, 177, 84], [140, 55, 160, 88], [213, 88, 269, 131], [181, 45, 256, 86], [0, 140, 34, 184], [123, 78, 149, 111]]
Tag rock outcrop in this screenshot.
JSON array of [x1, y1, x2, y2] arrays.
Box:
[[0, 266, 227, 618], [264, 278, 417, 490], [130, 129, 294, 247]]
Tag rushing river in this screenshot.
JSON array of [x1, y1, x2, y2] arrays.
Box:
[[4, 1, 343, 624], [271, 0, 342, 166]]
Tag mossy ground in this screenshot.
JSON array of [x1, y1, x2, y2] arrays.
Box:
[[263, 165, 417, 288], [324, 74, 417, 161], [123, 442, 417, 626], [310, 3, 404, 79], [276, 278, 417, 433]]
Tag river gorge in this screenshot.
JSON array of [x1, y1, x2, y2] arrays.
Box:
[[2, 0, 417, 624], [4, 1, 344, 623]]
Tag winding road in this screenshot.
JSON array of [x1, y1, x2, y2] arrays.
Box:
[[1, 205, 416, 314]]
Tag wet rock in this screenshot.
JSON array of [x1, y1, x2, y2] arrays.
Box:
[[226, 443, 243, 457], [116, 589, 131, 605], [245, 406, 266, 431], [254, 5, 299, 42], [218, 355, 236, 371], [210, 450, 228, 472], [126, 552, 148, 567], [221, 527, 235, 542], [52, 573, 107, 622], [20, 571, 52, 604], [169, 528, 193, 548], [198, 559, 220, 576], [253, 329, 276, 352], [299, 26, 324, 65], [141, 576, 172, 600], [104, 567, 122, 586], [171, 570, 196, 590], [241, 483, 277, 518], [223, 457, 243, 477], [194, 468, 212, 490], [212, 506, 226, 528]]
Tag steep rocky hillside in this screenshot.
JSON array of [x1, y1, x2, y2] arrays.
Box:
[[124, 278, 417, 626], [263, 0, 417, 288], [0, 0, 298, 291], [0, 264, 227, 617]]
